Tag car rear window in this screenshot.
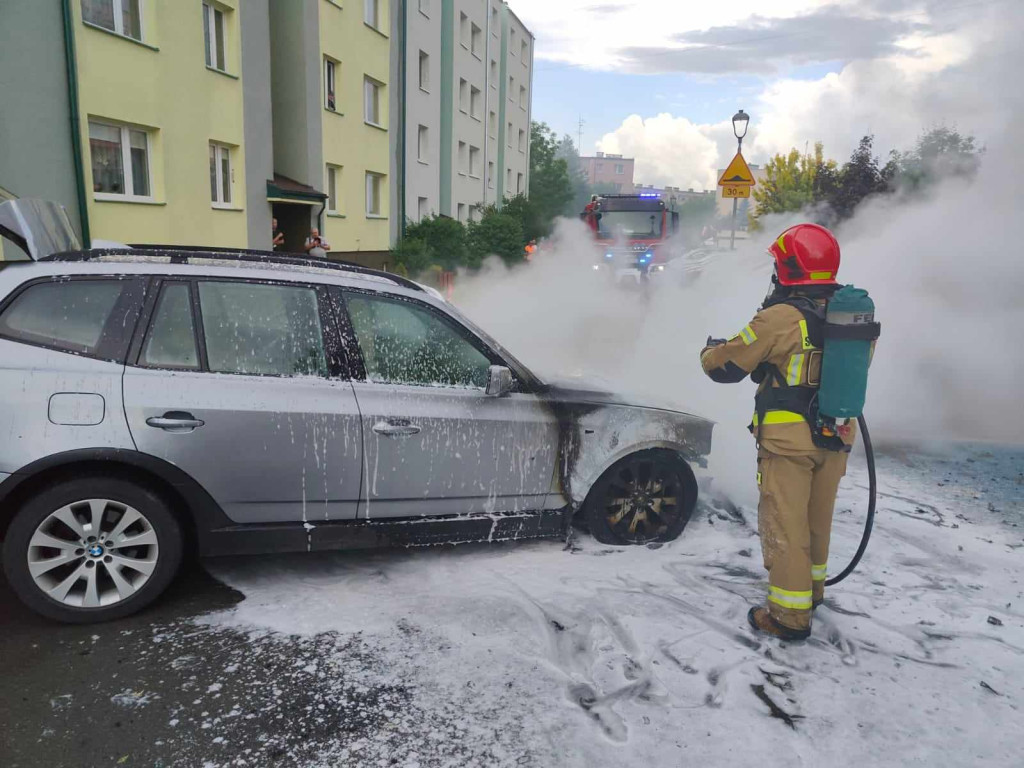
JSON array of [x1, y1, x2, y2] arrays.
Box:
[[0, 278, 137, 358]]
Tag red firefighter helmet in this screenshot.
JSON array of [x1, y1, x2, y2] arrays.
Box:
[[768, 223, 840, 286]]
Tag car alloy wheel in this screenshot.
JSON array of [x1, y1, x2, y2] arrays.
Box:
[[27, 499, 159, 609]]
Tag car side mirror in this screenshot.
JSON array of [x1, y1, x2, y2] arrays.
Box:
[[485, 365, 513, 397]]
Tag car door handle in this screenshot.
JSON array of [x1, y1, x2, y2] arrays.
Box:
[[372, 420, 422, 437], [146, 412, 205, 433]]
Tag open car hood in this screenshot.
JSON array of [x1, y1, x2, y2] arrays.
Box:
[[0, 199, 81, 260]]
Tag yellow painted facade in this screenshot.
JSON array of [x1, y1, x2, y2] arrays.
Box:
[[319, 0, 391, 252], [74, 0, 248, 247]]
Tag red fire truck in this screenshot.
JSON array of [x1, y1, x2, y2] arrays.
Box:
[[581, 193, 680, 279]]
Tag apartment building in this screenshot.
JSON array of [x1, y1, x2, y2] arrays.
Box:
[[0, 0, 392, 260], [580, 152, 635, 193], [395, 0, 533, 231]]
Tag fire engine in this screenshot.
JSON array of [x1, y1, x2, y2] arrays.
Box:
[[581, 193, 680, 280]]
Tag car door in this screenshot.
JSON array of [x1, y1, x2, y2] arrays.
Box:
[[123, 278, 363, 524], [336, 288, 559, 520]]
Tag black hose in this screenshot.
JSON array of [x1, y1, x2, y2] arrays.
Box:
[[825, 414, 876, 586]]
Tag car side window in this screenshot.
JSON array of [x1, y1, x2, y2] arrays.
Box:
[[198, 281, 327, 377], [139, 283, 199, 370], [344, 292, 492, 388], [0, 278, 136, 359]]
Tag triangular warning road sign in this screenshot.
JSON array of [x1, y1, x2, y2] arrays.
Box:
[[718, 152, 756, 186]]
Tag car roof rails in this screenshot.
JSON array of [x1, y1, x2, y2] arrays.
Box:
[[43, 245, 425, 293]]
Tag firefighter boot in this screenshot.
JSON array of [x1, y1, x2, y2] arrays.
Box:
[[748, 607, 811, 642]]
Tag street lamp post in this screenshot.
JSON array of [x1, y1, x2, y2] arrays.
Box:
[[729, 109, 749, 250]]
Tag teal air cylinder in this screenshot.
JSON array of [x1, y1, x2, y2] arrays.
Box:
[[818, 286, 880, 419]]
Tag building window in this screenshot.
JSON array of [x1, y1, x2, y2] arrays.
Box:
[[209, 143, 232, 206], [521, 39, 529, 61], [507, 122, 513, 147], [488, 111, 496, 138], [470, 86, 481, 120], [517, 172, 524, 194], [615, 163, 624, 175], [487, 161, 494, 189], [519, 84, 527, 109], [490, 5, 498, 35], [457, 203, 466, 222], [417, 196, 429, 220], [510, 28, 516, 53], [364, 77, 382, 126], [418, 50, 429, 91], [508, 75, 514, 99], [469, 146, 480, 178], [506, 168, 512, 190], [457, 141, 467, 175], [459, 78, 468, 113], [82, 0, 142, 41], [518, 129, 525, 152], [489, 59, 497, 89], [364, 0, 380, 30], [89, 120, 151, 200], [365, 172, 384, 216], [459, 12, 468, 47], [471, 23, 482, 57], [324, 58, 337, 111], [417, 125, 428, 162], [202, 2, 227, 72], [418, 0, 429, 15], [326, 165, 341, 213]]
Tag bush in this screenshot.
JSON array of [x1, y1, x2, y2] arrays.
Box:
[[466, 212, 525, 267]]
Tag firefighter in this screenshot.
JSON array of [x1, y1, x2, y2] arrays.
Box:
[[700, 223, 854, 641]]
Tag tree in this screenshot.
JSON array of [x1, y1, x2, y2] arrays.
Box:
[[402, 214, 467, 271], [466, 209, 525, 267], [499, 194, 544, 244], [528, 122, 574, 230], [893, 126, 982, 191], [750, 143, 833, 228], [815, 135, 896, 224], [390, 236, 432, 276]]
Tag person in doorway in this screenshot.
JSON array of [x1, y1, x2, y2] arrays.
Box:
[[272, 218, 285, 250], [699, 223, 858, 641], [303, 227, 330, 259]]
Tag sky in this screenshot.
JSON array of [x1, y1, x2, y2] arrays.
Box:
[[511, 0, 1014, 190]]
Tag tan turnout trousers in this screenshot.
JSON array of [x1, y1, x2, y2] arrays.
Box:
[[701, 300, 857, 632]]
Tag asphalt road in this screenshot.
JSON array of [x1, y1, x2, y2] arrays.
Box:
[[0, 558, 416, 768]]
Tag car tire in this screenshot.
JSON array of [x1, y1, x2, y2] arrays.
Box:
[[2, 476, 183, 624], [584, 450, 696, 546]]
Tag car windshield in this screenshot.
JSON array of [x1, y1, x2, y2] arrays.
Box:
[[598, 210, 662, 239]]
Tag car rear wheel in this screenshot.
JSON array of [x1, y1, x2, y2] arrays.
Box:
[[2, 477, 183, 623], [584, 450, 696, 545]]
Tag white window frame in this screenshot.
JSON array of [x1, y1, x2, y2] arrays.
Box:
[[487, 161, 495, 189], [519, 85, 527, 109], [203, 2, 227, 73], [521, 39, 529, 62], [518, 128, 525, 153], [489, 59, 497, 89], [471, 23, 482, 58], [364, 0, 380, 30], [418, 50, 429, 92], [83, 0, 144, 41], [470, 86, 481, 121], [90, 120, 153, 203], [517, 172, 524, 195], [459, 78, 468, 113], [324, 57, 338, 112], [365, 172, 384, 217], [364, 76, 383, 127], [417, 125, 429, 163], [469, 146, 480, 179], [507, 122, 513, 147], [326, 165, 341, 214], [457, 203, 466, 222], [417, 196, 429, 220], [459, 12, 469, 48], [418, 0, 429, 17], [209, 142, 233, 207], [457, 141, 467, 176], [491, 6, 498, 36]]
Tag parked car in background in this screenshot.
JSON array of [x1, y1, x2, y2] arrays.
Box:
[[0, 200, 713, 623]]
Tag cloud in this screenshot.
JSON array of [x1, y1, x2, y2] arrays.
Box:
[[617, 7, 924, 74], [591, 2, 1013, 190]]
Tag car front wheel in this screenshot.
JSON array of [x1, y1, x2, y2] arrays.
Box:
[[3, 476, 183, 623], [584, 450, 696, 545]]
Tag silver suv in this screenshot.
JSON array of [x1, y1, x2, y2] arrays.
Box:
[[0, 201, 713, 622]]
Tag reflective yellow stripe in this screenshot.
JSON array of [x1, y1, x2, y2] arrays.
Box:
[[811, 564, 828, 581], [738, 324, 757, 345], [798, 319, 815, 350], [786, 353, 804, 385], [756, 471, 762, 486], [810, 271, 832, 281], [768, 586, 813, 610], [776, 234, 787, 254], [751, 410, 805, 426]]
